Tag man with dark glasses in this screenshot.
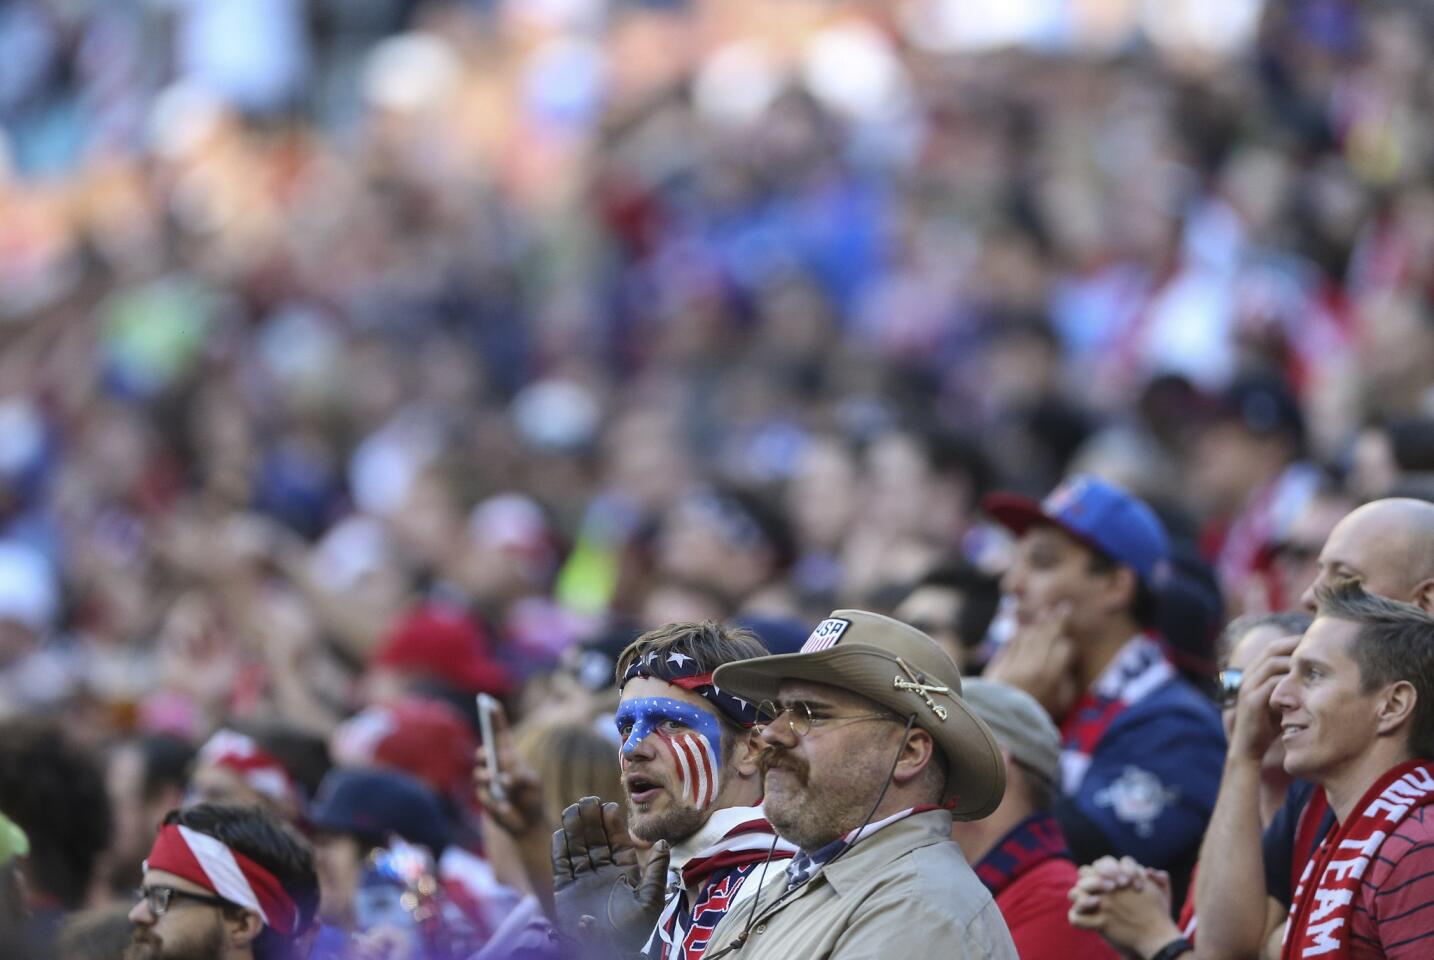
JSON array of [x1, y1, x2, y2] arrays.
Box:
[[127, 803, 318, 960]]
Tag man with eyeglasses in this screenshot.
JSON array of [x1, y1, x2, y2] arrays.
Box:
[[127, 803, 318, 960], [547, 622, 797, 960], [698, 609, 1016, 959]]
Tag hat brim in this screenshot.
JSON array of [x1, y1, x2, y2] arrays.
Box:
[[981, 491, 1057, 539], [714, 645, 1006, 821], [982, 491, 1117, 571]]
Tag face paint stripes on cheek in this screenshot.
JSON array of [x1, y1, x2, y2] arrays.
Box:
[[613, 696, 726, 808]]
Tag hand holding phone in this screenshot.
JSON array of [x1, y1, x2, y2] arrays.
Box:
[[476, 693, 507, 804]]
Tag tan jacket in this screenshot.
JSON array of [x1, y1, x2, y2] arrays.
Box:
[[699, 810, 1017, 960]]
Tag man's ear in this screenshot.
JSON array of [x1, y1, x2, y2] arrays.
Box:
[[1376, 680, 1418, 740], [733, 727, 763, 779], [891, 728, 937, 787], [1411, 578, 1434, 615], [224, 908, 265, 950], [1102, 566, 1139, 618]]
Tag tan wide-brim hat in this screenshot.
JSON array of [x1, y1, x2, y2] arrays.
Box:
[[713, 609, 1005, 821]]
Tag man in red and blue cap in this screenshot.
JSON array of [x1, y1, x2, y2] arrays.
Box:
[[983, 474, 1224, 907]]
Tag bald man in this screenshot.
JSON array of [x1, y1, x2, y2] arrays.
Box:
[[1195, 497, 1434, 959], [1297, 498, 1434, 612]]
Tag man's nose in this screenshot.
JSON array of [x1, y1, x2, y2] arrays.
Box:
[[759, 717, 797, 748], [128, 897, 153, 925]]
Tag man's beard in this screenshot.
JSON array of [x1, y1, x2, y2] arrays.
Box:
[[625, 784, 707, 844], [757, 742, 884, 852], [124, 921, 227, 960]]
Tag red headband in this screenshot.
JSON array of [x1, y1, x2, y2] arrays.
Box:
[[198, 730, 301, 810], [145, 824, 299, 937]]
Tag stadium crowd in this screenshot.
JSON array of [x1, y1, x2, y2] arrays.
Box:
[[3, 0, 1434, 957]]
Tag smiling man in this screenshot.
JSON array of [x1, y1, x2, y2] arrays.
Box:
[[1269, 580, 1434, 959], [126, 803, 318, 960], [698, 609, 1016, 959], [551, 622, 796, 960]]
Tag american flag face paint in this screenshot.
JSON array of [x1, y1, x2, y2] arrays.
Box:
[[616, 696, 724, 810]]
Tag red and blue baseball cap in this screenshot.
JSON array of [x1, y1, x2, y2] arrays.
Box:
[[982, 474, 1170, 584]]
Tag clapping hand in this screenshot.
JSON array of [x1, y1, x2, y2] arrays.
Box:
[[552, 797, 672, 960]]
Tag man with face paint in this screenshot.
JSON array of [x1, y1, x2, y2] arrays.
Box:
[[552, 622, 797, 960]]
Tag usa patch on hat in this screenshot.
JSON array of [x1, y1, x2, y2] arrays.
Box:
[[802, 617, 851, 652]]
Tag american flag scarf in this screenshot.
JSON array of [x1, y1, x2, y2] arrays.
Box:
[[1282, 759, 1434, 960], [644, 806, 796, 960]]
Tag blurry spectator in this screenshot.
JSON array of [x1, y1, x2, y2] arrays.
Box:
[[188, 729, 307, 825], [127, 803, 319, 960], [953, 679, 1117, 958], [1351, 416, 1434, 501], [984, 475, 1224, 905], [891, 561, 1001, 673], [0, 812, 32, 960], [0, 718, 111, 957], [655, 486, 797, 614], [1255, 477, 1356, 613], [364, 603, 514, 706], [55, 904, 132, 960], [1193, 374, 1321, 607], [329, 697, 476, 815], [103, 733, 196, 898], [307, 766, 515, 957]]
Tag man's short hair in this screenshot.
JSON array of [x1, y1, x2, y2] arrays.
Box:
[[1085, 551, 1160, 628], [1315, 580, 1434, 758], [161, 804, 319, 960], [615, 621, 769, 744]]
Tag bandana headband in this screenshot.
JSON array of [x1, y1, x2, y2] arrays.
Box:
[[144, 824, 300, 936], [198, 730, 303, 810], [621, 651, 759, 728]]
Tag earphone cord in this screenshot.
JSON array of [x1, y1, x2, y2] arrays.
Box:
[[703, 713, 917, 959]]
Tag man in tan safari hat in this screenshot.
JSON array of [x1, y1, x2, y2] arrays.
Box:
[[698, 609, 1017, 959]]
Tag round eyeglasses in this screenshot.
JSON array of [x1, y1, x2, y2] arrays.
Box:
[[754, 700, 897, 737], [135, 885, 232, 918]]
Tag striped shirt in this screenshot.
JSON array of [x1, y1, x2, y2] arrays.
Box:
[[1348, 806, 1434, 957]]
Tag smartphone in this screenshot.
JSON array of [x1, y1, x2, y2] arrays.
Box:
[[476, 693, 506, 803]]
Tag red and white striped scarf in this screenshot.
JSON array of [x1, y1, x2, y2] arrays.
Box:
[[1282, 760, 1434, 960]]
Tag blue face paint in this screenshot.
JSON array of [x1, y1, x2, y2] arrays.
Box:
[[615, 696, 725, 766]]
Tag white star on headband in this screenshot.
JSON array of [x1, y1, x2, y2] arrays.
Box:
[[645, 652, 658, 665], [733, 697, 748, 710], [667, 652, 693, 667]]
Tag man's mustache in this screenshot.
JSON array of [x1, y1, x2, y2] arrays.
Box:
[[755, 745, 808, 785]]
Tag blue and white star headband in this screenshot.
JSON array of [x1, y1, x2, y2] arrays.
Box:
[[620, 649, 760, 728]]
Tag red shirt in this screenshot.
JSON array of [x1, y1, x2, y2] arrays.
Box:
[[1347, 805, 1434, 958], [995, 857, 1119, 959]]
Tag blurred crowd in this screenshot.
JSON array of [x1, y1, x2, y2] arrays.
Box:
[[2, 0, 1434, 957]]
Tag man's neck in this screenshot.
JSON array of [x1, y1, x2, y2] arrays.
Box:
[[1075, 617, 1143, 693], [1324, 743, 1417, 824], [950, 798, 1028, 865]]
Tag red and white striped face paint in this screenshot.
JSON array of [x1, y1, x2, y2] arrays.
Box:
[[662, 732, 720, 810], [616, 694, 726, 812]]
